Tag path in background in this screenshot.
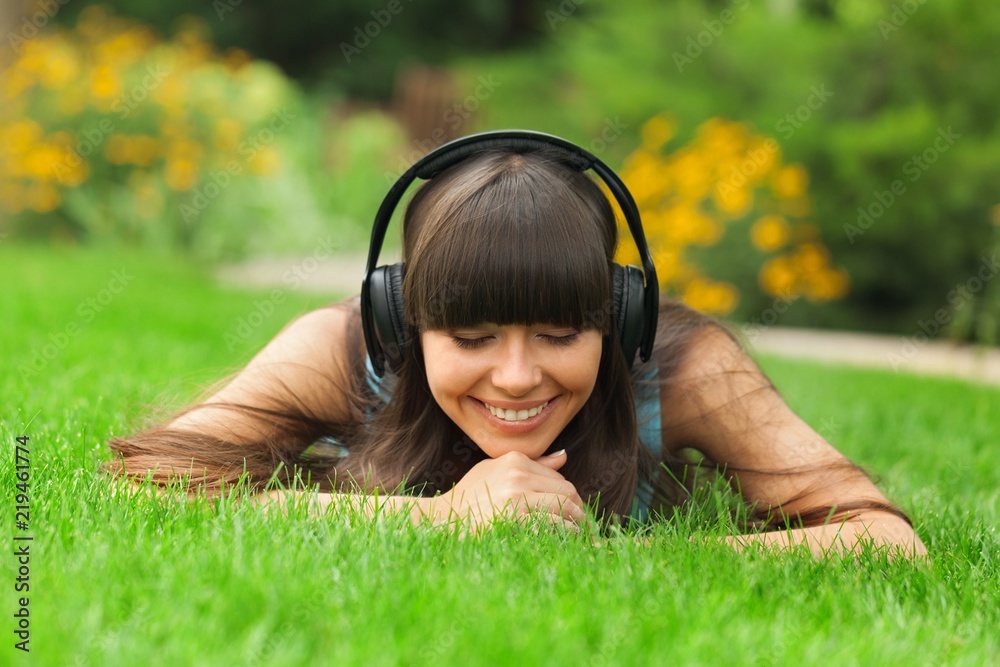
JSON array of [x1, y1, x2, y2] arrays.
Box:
[[216, 254, 1000, 388]]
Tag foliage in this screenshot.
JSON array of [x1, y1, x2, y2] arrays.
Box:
[[0, 6, 371, 260], [615, 115, 847, 316], [455, 0, 1000, 339], [46, 0, 552, 98]]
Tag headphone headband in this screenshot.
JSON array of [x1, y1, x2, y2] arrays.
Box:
[[361, 129, 659, 376]]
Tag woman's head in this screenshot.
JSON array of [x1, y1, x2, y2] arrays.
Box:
[[401, 147, 619, 335], [394, 147, 624, 457]]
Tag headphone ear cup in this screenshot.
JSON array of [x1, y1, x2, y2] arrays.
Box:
[[369, 263, 408, 374], [612, 264, 646, 368]]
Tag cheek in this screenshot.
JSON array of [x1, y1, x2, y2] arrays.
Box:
[[421, 336, 474, 402], [566, 336, 603, 395], [421, 338, 450, 399]]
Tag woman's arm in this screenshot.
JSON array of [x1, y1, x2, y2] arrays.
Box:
[[658, 326, 927, 558], [108, 302, 363, 491], [166, 303, 357, 438], [114, 302, 585, 530], [255, 449, 585, 532]]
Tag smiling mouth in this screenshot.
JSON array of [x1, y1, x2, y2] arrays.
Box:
[[482, 400, 550, 422]]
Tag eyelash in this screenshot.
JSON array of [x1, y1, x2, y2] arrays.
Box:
[[450, 333, 581, 350]]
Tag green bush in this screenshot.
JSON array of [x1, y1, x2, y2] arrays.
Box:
[[454, 0, 1000, 340], [0, 7, 403, 260], [48, 0, 553, 97]]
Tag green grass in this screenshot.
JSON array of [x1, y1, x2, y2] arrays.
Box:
[[2, 242, 998, 666]]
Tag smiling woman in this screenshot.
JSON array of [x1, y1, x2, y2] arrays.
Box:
[[105, 131, 925, 558], [421, 325, 603, 461]]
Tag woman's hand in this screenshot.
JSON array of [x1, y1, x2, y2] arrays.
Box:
[[430, 450, 586, 531]]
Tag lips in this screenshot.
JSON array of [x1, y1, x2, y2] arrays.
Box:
[[471, 396, 560, 434], [483, 400, 549, 422]]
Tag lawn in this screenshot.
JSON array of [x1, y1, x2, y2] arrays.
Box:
[[2, 242, 998, 666]]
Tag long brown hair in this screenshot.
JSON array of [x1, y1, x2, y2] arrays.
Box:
[[344, 147, 650, 519], [106, 145, 911, 529]]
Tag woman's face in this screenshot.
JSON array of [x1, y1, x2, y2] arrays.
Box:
[[421, 324, 603, 459]]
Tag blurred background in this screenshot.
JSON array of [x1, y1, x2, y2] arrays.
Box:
[[2, 0, 999, 341]]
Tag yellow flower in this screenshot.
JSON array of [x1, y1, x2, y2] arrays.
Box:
[[212, 118, 243, 152], [804, 268, 850, 301], [990, 204, 1000, 227], [771, 164, 808, 199], [683, 278, 738, 315], [712, 183, 752, 218], [38, 39, 80, 90], [24, 145, 68, 181], [3, 120, 43, 152], [640, 115, 675, 151], [759, 256, 798, 298], [165, 158, 198, 191], [792, 242, 829, 273], [248, 147, 280, 175], [89, 65, 121, 103], [652, 247, 681, 283], [750, 215, 790, 251], [28, 182, 61, 213]]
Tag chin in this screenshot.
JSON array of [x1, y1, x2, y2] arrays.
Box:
[[478, 438, 552, 460]]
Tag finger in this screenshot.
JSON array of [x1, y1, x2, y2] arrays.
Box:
[[544, 515, 581, 533], [520, 492, 586, 523], [534, 449, 567, 471], [560, 518, 581, 533], [524, 478, 584, 511]]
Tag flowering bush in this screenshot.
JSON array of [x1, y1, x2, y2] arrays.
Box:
[[0, 6, 332, 259], [614, 115, 849, 316]]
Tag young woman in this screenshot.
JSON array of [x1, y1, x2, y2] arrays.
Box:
[[107, 132, 925, 557]]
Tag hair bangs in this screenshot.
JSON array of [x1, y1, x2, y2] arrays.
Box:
[[405, 154, 615, 334]]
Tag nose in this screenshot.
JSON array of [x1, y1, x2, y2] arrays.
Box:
[[490, 335, 543, 397]]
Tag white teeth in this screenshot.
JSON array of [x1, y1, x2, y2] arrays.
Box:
[[485, 401, 549, 422]]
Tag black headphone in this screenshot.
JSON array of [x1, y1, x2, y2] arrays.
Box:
[[361, 129, 659, 377]]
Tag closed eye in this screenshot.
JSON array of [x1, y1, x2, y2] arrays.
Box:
[[541, 332, 580, 347], [450, 336, 492, 350]]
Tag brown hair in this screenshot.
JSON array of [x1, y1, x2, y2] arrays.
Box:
[[344, 148, 650, 518], [105, 146, 911, 530]]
